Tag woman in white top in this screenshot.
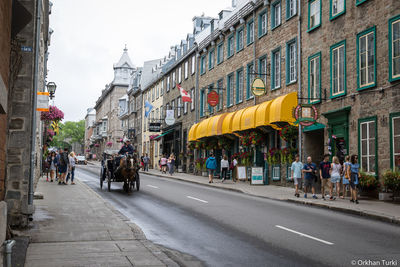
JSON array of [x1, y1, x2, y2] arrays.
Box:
[[329, 156, 342, 200], [66, 152, 77, 184], [220, 155, 229, 182]]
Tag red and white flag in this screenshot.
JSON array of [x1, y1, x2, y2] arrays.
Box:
[[177, 84, 192, 103]]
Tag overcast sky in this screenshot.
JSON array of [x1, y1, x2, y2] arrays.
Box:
[[47, 0, 231, 122]]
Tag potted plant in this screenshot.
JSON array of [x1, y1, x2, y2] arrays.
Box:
[[202, 159, 208, 177], [381, 170, 400, 200], [358, 171, 380, 198]]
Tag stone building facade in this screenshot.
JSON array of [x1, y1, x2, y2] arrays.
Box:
[[300, 0, 400, 177]]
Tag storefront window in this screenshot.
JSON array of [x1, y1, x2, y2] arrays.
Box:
[[359, 118, 376, 174]]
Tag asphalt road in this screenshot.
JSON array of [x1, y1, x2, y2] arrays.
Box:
[[75, 165, 400, 267]]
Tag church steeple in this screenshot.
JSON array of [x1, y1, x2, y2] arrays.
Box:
[[113, 46, 135, 85]]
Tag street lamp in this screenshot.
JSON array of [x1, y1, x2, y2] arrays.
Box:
[[47, 82, 57, 99]]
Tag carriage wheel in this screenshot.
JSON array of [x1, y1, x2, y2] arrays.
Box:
[[136, 173, 140, 191], [123, 181, 129, 193], [100, 168, 104, 189], [107, 171, 112, 192]]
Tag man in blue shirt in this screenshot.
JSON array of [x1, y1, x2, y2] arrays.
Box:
[[302, 156, 318, 199], [291, 155, 303, 198]]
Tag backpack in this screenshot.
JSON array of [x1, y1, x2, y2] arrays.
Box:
[[229, 161, 234, 170], [59, 153, 68, 166]]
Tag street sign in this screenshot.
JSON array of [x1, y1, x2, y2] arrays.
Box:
[[251, 167, 264, 185], [251, 78, 266, 96], [36, 92, 49, 111], [149, 122, 161, 132], [207, 91, 219, 107], [165, 110, 175, 126]]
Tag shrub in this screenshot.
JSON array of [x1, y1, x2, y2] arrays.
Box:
[[382, 170, 400, 193]]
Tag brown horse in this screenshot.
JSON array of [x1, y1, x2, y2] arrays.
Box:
[[119, 154, 139, 192]]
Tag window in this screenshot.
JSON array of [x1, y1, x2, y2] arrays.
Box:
[[209, 49, 215, 70], [177, 97, 182, 117], [237, 28, 244, 52], [152, 87, 155, 101], [258, 9, 267, 38], [160, 105, 163, 119], [308, 0, 321, 31], [200, 55, 206, 74], [167, 76, 170, 92], [227, 73, 234, 107], [171, 100, 175, 118], [208, 85, 214, 114], [271, 47, 281, 90], [258, 56, 267, 85], [217, 79, 223, 111], [286, 38, 297, 84], [156, 84, 159, 99], [390, 112, 400, 170], [359, 117, 377, 175], [330, 0, 345, 20], [172, 71, 176, 88], [330, 40, 346, 97], [286, 0, 297, 19], [236, 68, 244, 104], [190, 88, 195, 111], [227, 34, 234, 58], [246, 63, 255, 99], [308, 52, 321, 103], [184, 97, 188, 114], [191, 55, 196, 75], [357, 26, 376, 90], [271, 1, 281, 29], [389, 14, 400, 82], [184, 61, 188, 79], [161, 80, 164, 96], [247, 20, 254, 45], [217, 42, 224, 64], [200, 90, 205, 117], [178, 66, 182, 83]]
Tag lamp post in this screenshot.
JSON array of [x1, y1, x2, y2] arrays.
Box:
[[46, 81, 57, 99]]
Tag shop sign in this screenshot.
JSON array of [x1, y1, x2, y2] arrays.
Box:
[[251, 167, 264, 185], [165, 109, 175, 126], [251, 78, 266, 96], [294, 104, 318, 126], [149, 122, 161, 132], [207, 91, 219, 107], [237, 166, 247, 180], [36, 92, 49, 112]]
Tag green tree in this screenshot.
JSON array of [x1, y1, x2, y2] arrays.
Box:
[[50, 120, 85, 149]]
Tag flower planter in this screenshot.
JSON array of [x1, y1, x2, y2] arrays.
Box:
[[178, 167, 183, 173], [379, 192, 393, 201]]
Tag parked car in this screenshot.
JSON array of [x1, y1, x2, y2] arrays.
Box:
[[76, 155, 87, 165]]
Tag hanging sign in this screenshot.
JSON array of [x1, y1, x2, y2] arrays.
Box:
[[294, 104, 318, 126], [207, 91, 219, 107], [165, 109, 175, 126], [251, 78, 266, 96], [251, 167, 264, 185], [36, 92, 49, 111], [149, 122, 161, 132]]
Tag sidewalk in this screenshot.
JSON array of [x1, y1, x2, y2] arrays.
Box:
[[23, 177, 197, 267], [140, 168, 400, 225]]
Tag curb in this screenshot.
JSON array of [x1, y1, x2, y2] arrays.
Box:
[[141, 171, 400, 226]]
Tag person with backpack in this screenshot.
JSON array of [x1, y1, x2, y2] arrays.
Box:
[[206, 152, 217, 183], [58, 147, 69, 185]]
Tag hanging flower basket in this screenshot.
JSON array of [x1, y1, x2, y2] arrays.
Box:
[[106, 141, 113, 147], [279, 125, 298, 143], [85, 149, 91, 152], [40, 105, 64, 122], [94, 144, 100, 147]]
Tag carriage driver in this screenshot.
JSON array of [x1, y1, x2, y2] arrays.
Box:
[[114, 138, 135, 178]]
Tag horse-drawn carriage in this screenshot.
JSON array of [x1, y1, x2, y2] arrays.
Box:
[[100, 150, 140, 193]]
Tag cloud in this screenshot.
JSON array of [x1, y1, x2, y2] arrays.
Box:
[[47, 0, 230, 122]]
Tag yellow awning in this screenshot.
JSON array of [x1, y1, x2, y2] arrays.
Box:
[[255, 100, 273, 127], [188, 123, 199, 142], [196, 117, 212, 139], [222, 112, 237, 135], [232, 108, 248, 132], [208, 113, 227, 136], [241, 105, 260, 130], [269, 92, 298, 126]]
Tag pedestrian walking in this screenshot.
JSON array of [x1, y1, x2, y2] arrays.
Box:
[[319, 154, 332, 200], [231, 156, 238, 182], [143, 153, 150, 172], [66, 152, 76, 185], [160, 154, 167, 174], [302, 156, 318, 199], [168, 153, 176, 175], [329, 156, 342, 200], [220, 155, 229, 182], [205, 153, 217, 183], [347, 154, 361, 204], [341, 155, 351, 199], [47, 151, 58, 182], [291, 155, 303, 198], [58, 148, 69, 185]]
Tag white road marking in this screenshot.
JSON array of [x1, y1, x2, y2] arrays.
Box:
[[186, 196, 208, 203], [146, 185, 159, 189], [275, 225, 334, 245]]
